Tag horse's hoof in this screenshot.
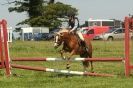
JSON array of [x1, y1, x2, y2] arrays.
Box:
[[63, 56, 66, 60], [83, 70, 88, 73], [65, 74, 69, 78], [66, 63, 71, 70], [66, 66, 70, 69], [91, 71, 94, 73]]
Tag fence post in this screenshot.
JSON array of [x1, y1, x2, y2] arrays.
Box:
[[124, 17, 130, 77], [1, 19, 11, 76]]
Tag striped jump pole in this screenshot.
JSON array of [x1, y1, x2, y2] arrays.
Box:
[[11, 64, 114, 77], [12, 57, 124, 62]]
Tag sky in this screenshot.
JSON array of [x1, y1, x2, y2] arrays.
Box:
[[0, 0, 133, 29]]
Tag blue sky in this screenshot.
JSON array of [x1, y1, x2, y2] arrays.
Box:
[[0, 0, 133, 29]]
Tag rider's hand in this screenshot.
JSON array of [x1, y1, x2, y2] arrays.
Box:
[[69, 30, 73, 33]]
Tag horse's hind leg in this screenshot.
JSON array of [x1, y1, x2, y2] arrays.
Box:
[[82, 58, 93, 72], [80, 53, 89, 72], [85, 39, 93, 72], [90, 61, 94, 72], [82, 61, 89, 72], [88, 53, 94, 73], [80, 48, 93, 72]]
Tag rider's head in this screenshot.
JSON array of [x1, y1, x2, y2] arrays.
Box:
[[68, 14, 75, 20]]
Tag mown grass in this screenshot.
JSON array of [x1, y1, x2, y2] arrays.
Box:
[[0, 40, 133, 88]]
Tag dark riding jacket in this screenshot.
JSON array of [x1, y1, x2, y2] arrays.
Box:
[[68, 17, 79, 31]]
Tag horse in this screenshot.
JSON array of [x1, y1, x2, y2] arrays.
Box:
[[54, 28, 93, 72]]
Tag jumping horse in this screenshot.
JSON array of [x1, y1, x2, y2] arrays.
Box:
[[54, 28, 93, 72]]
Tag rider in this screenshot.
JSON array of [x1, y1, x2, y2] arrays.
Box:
[[68, 15, 79, 32], [68, 14, 86, 47]]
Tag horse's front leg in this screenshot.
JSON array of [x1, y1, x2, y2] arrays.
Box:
[[66, 50, 76, 70], [60, 49, 66, 60], [65, 50, 75, 77], [60, 44, 68, 60]]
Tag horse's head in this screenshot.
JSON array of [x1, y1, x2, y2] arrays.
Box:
[[54, 28, 69, 49], [54, 32, 63, 48]]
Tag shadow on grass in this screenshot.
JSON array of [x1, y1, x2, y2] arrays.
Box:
[[48, 73, 79, 78]]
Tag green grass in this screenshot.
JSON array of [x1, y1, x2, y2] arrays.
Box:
[[0, 40, 133, 88]]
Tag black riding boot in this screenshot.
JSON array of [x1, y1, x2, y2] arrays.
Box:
[[80, 40, 86, 47], [80, 40, 88, 52]]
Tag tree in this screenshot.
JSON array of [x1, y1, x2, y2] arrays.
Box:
[[27, 2, 78, 29], [8, 0, 78, 29], [8, 0, 44, 18]]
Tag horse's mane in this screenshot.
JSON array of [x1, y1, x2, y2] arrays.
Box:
[[58, 28, 69, 33]]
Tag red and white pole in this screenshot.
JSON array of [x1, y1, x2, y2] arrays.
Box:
[[1, 19, 11, 76], [124, 17, 130, 77], [0, 21, 5, 68], [11, 64, 114, 77]]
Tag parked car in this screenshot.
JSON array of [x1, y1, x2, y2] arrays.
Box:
[[34, 33, 49, 41], [93, 28, 133, 41]]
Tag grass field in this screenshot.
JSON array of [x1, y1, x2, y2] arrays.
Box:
[[0, 40, 133, 88]]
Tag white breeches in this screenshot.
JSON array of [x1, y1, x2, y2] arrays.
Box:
[[77, 32, 84, 41]]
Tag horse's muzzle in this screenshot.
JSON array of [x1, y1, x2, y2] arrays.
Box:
[[54, 43, 59, 49]]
